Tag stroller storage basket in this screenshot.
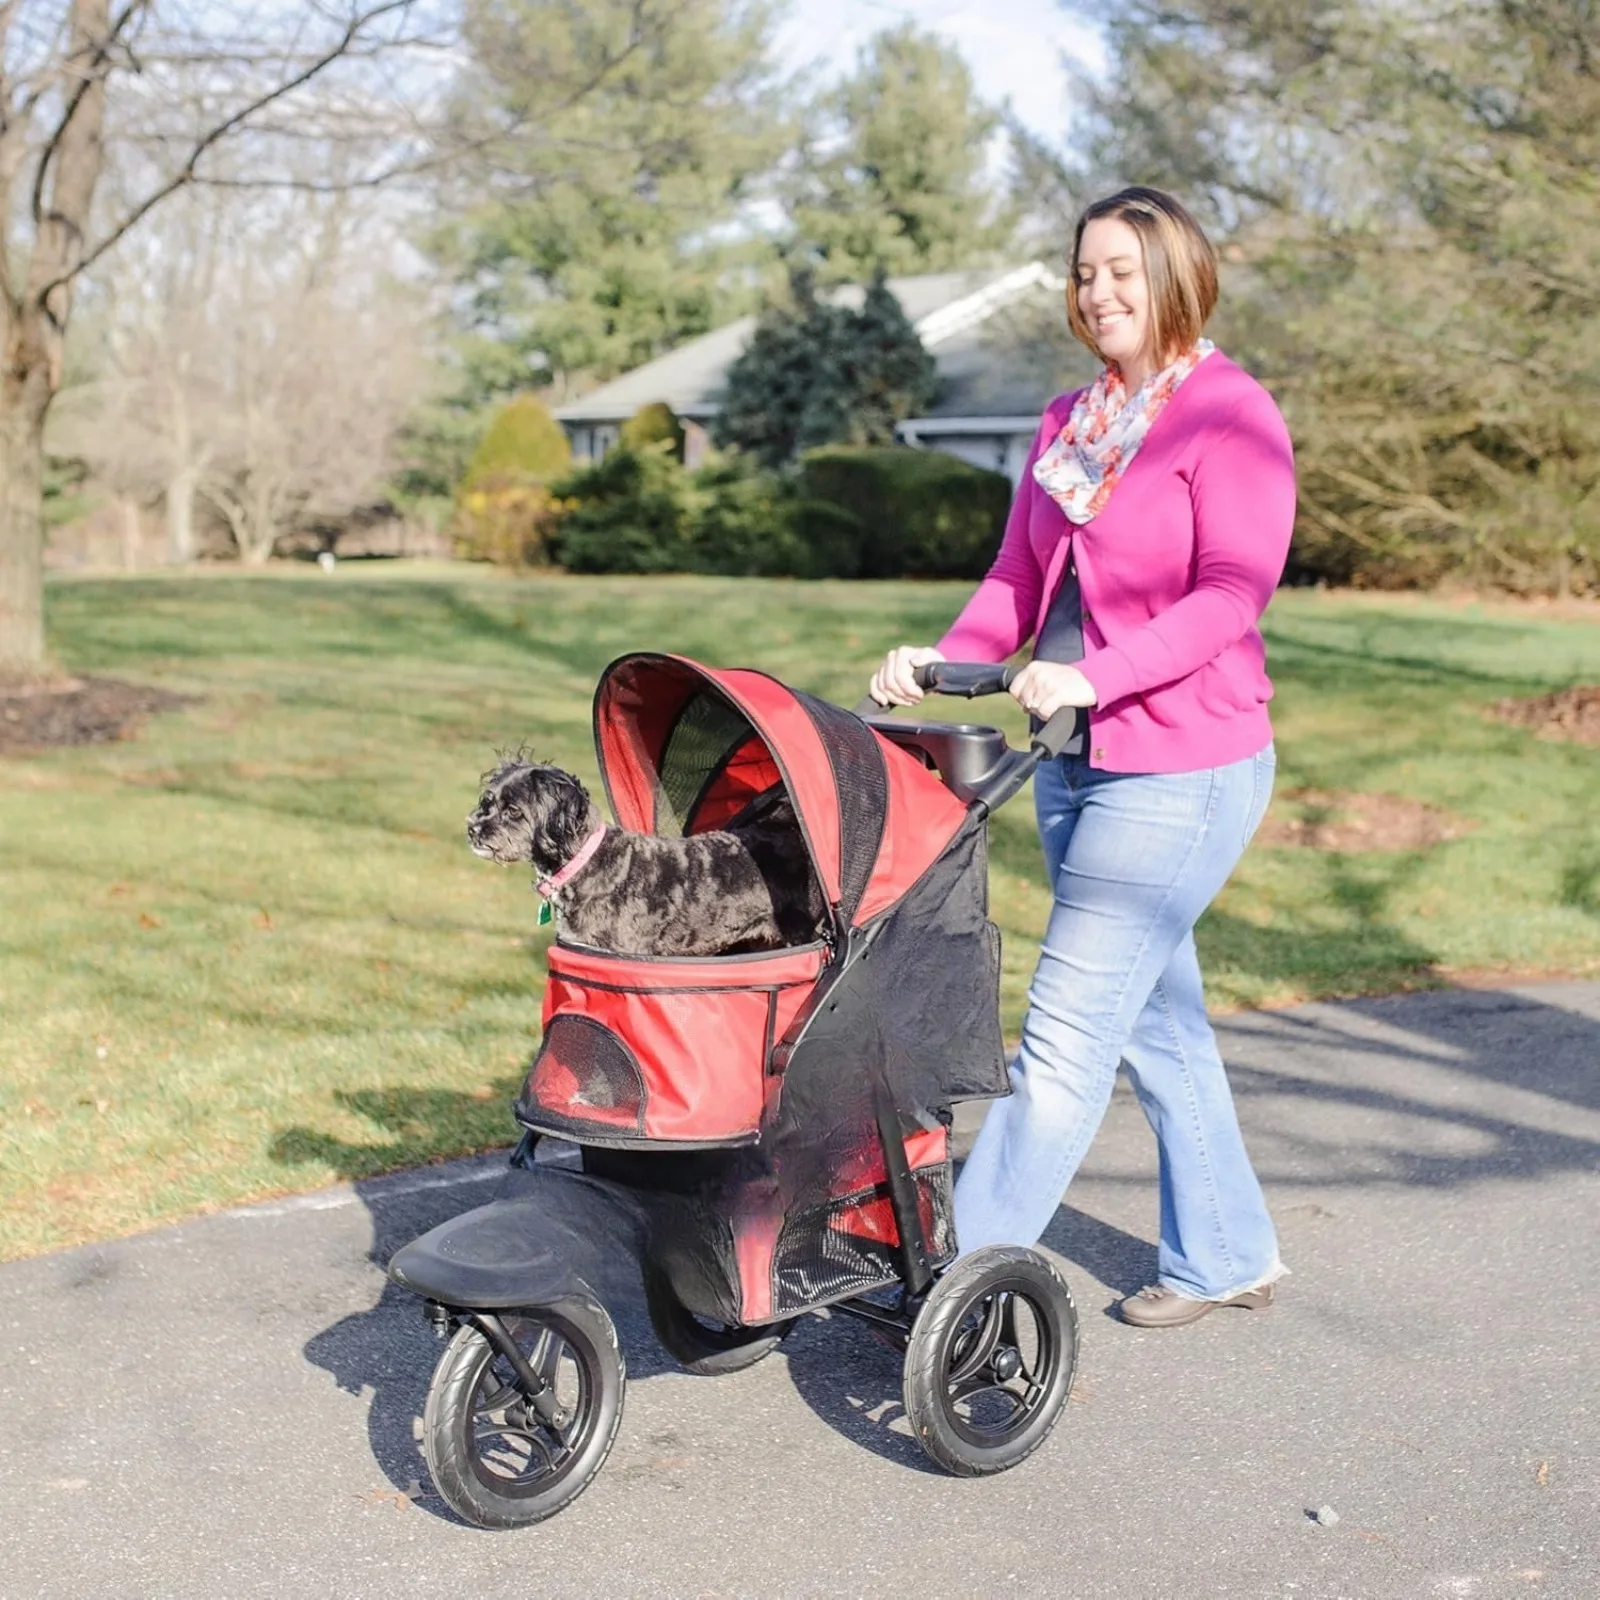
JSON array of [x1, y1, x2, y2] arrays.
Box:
[[516, 941, 827, 1147], [648, 1125, 955, 1325]]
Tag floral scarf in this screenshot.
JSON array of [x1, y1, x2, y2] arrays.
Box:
[[1033, 340, 1215, 524]]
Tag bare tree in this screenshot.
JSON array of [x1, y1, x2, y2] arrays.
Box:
[[0, 0, 449, 679], [201, 208, 429, 562], [58, 186, 429, 563]]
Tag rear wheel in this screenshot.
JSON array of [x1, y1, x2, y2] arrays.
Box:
[[423, 1300, 624, 1529], [902, 1246, 1077, 1477], [645, 1271, 798, 1375]]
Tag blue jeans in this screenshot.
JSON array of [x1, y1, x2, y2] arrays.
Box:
[[954, 745, 1283, 1300]]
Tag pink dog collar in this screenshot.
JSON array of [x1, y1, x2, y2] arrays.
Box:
[[537, 825, 607, 899]]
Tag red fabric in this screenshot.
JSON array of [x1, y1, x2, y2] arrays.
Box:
[[826, 1125, 948, 1196], [852, 734, 969, 926], [595, 668, 684, 834], [828, 1130, 948, 1246], [731, 1182, 783, 1323], [594, 658, 844, 907], [686, 735, 782, 834], [710, 667, 843, 906], [530, 943, 825, 1144]]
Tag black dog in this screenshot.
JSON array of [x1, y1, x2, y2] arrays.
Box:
[[467, 757, 827, 957]]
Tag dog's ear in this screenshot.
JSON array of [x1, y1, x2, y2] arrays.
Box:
[[539, 767, 597, 855]]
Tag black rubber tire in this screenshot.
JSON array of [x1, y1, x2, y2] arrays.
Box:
[[422, 1299, 624, 1529], [644, 1271, 798, 1376], [902, 1245, 1078, 1478]]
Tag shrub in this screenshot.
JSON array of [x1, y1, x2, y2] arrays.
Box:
[[620, 401, 686, 459], [462, 394, 572, 486], [682, 455, 808, 577], [454, 476, 559, 569], [796, 446, 1010, 578], [791, 499, 867, 579], [454, 395, 573, 566], [546, 446, 811, 577], [547, 446, 696, 573]]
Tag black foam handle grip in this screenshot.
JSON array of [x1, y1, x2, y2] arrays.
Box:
[[1030, 707, 1081, 759], [912, 662, 1017, 697]]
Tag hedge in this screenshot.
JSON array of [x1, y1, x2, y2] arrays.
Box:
[[796, 446, 1010, 579]]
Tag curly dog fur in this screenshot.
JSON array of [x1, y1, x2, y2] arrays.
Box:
[[466, 756, 827, 957]]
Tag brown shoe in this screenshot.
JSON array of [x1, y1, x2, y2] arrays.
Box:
[[1118, 1282, 1276, 1328]]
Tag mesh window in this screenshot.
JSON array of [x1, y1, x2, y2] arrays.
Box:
[[655, 692, 757, 837], [794, 692, 888, 923], [516, 1016, 647, 1139], [769, 1162, 955, 1314]]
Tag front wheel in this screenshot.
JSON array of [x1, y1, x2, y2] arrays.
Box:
[[423, 1299, 624, 1529], [902, 1246, 1078, 1478]]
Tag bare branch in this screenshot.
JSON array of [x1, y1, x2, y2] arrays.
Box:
[[44, 0, 421, 298], [29, 0, 151, 228]]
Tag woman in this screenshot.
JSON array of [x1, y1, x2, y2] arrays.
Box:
[[869, 186, 1293, 1329]]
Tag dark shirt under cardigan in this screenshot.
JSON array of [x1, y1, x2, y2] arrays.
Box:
[[1030, 557, 1088, 756]]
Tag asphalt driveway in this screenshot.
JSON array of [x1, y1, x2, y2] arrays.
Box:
[[2, 982, 1596, 1598]]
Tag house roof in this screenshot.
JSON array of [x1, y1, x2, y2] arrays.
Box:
[[552, 263, 1088, 428]]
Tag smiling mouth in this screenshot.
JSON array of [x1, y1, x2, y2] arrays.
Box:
[[468, 838, 496, 858]]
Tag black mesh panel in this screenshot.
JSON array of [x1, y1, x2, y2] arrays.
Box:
[[654, 692, 753, 837], [794, 691, 888, 923], [516, 1016, 647, 1139], [770, 1161, 954, 1313]]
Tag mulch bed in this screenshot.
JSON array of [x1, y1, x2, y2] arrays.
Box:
[[1489, 685, 1600, 746], [1256, 789, 1476, 853], [0, 677, 193, 755]]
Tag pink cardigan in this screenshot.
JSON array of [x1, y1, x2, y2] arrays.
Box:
[[936, 352, 1296, 774]]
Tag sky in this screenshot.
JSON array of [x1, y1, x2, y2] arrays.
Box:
[[772, 0, 1106, 144]]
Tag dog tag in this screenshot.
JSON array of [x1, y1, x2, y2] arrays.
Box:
[[537, 899, 554, 926]]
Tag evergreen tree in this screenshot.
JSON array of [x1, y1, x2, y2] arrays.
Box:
[[715, 267, 938, 467], [440, 0, 789, 395], [785, 23, 1014, 281]]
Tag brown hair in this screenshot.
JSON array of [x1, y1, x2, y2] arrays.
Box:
[[1066, 186, 1218, 367]]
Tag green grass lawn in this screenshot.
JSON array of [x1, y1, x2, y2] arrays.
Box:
[[2, 566, 1596, 1259]]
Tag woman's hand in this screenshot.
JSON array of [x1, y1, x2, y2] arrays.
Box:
[[1008, 661, 1098, 720], [868, 645, 945, 707]]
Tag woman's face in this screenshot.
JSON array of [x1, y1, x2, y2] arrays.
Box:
[[1075, 216, 1153, 376]]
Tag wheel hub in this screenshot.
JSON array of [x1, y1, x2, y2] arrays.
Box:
[[992, 1345, 1023, 1382]]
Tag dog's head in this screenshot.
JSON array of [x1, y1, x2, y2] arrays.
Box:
[[466, 757, 598, 874]]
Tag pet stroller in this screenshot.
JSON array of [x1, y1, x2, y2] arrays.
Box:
[[389, 653, 1083, 1528]]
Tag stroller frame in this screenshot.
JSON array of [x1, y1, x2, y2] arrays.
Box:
[[389, 657, 1084, 1528]]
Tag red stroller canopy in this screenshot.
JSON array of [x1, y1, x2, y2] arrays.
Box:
[[592, 654, 969, 929]]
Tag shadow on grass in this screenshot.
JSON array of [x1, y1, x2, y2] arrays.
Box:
[[1198, 859, 1444, 1002], [269, 1082, 526, 1180]]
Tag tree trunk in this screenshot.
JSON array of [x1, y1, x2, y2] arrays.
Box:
[[119, 497, 142, 570], [167, 467, 198, 564], [0, 397, 49, 681]]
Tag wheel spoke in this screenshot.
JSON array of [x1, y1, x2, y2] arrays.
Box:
[[947, 1293, 1005, 1386], [949, 1373, 1024, 1414], [472, 1378, 520, 1416], [529, 1325, 563, 1387], [1003, 1296, 1044, 1386]]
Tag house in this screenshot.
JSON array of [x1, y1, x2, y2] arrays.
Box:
[[552, 263, 1095, 486]]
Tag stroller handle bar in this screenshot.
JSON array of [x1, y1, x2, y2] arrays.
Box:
[[852, 663, 1081, 813]]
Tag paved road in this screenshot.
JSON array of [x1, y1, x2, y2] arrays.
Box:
[[2, 984, 1597, 1599]]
